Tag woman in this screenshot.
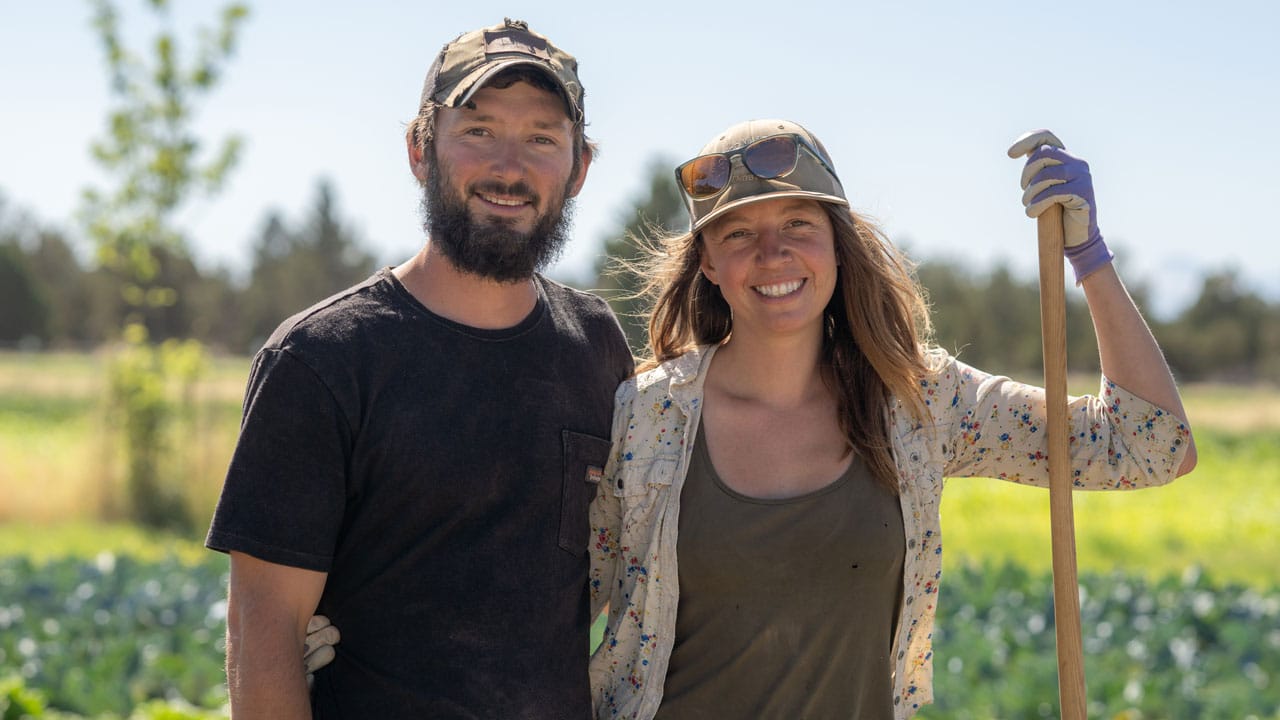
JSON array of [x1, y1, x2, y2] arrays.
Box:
[[303, 120, 1195, 718], [584, 119, 1193, 719]]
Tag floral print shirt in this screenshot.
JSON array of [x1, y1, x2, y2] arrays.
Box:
[[587, 344, 1191, 720]]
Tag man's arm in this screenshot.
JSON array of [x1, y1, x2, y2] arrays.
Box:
[[226, 551, 328, 719]]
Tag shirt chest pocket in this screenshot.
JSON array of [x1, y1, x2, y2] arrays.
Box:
[[897, 426, 946, 492], [610, 454, 678, 533], [559, 430, 612, 557]]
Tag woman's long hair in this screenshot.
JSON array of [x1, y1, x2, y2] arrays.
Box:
[[628, 203, 934, 492]]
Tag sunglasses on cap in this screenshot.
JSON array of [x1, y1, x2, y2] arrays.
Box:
[[674, 133, 840, 200]]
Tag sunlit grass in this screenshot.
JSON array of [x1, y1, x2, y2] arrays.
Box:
[[940, 429, 1279, 589], [0, 520, 213, 565], [0, 350, 244, 525]]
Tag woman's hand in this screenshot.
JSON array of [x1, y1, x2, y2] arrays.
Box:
[[303, 614, 341, 688], [1007, 129, 1114, 283]]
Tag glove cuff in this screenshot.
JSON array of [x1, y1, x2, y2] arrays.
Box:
[[1064, 232, 1114, 285]]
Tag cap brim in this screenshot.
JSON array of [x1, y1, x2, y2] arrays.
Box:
[[691, 190, 849, 233]]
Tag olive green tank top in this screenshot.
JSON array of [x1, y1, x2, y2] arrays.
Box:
[[655, 428, 904, 720]]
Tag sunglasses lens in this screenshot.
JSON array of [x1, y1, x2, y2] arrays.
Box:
[[679, 154, 732, 198], [741, 135, 800, 180]]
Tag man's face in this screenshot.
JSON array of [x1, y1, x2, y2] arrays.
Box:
[[422, 81, 588, 282]]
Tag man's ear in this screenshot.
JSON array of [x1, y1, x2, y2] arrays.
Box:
[[406, 127, 429, 183], [566, 143, 593, 199]]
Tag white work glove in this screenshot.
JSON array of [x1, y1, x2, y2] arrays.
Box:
[[304, 614, 340, 688]]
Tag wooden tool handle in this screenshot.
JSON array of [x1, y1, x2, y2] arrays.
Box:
[[1038, 204, 1088, 719]]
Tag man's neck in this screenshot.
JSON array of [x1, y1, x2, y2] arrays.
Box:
[[393, 242, 539, 330]]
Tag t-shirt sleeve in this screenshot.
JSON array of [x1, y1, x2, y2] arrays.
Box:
[[205, 347, 351, 572]]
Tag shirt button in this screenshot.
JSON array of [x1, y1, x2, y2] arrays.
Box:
[[617, 478, 624, 489], [908, 539, 917, 549]]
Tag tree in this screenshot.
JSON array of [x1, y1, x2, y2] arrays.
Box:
[[0, 244, 49, 346], [1162, 269, 1277, 382], [26, 229, 96, 347], [80, 0, 249, 529], [592, 157, 686, 355], [239, 179, 376, 351], [0, 194, 51, 346]]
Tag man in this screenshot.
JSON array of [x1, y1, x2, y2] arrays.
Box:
[[206, 18, 633, 718]]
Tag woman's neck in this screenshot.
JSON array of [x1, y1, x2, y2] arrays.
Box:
[[710, 328, 827, 408]]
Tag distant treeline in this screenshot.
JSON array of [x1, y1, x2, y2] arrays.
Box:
[[916, 261, 1280, 383], [3, 182, 1277, 383], [1, 181, 378, 356]]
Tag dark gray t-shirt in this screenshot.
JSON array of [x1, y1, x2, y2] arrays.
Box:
[[656, 429, 904, 720], [206, 268, 632, 719]]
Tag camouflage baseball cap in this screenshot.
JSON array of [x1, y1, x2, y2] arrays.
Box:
[[420, 18, 584, 122]]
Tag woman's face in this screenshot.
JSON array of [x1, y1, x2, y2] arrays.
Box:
[[699, 197, 838, 342]]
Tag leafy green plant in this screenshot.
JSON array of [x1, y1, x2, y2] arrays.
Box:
[[923, 563, 1280, 719], [2, 549, 1276, 718], [0, 553, 229, 717], [1, 674, 50, 720]]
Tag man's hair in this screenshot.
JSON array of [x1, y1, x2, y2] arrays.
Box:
[[629, 204, 935, 492], [406, 66, 595, 184]]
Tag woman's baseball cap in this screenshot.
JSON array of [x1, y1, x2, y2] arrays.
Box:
[[677, 119, 848, 232]]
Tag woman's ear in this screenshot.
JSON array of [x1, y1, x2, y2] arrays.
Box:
[[699, 252, 719, 286]]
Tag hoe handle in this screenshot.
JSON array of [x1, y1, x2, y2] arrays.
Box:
[[1038, 204, 1088, 719]]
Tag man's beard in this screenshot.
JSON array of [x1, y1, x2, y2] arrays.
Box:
[[423, 154, 576, 282]]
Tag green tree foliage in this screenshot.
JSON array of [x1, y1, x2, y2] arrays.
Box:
[[591, 157, 687, 355], [79, 0, 249, 529], [238, 179, 376, 351], [1161, 270, 1280, 383], [24, 231, 97, 347], [0, 233, 50, 346], [918, 259, 1102, 377]]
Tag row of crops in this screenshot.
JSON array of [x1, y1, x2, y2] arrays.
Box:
[[1, 554, 1277, 718]]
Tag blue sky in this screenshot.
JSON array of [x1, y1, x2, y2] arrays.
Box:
[[3, 0, 1277, 318]]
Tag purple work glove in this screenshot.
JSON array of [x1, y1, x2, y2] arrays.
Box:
[[1007, 130, 1114, 283]]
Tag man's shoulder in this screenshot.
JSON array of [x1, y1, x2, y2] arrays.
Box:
[[263, 270, 394, 355], [536, 274, 615, 319], [535, 275, 631, 373]]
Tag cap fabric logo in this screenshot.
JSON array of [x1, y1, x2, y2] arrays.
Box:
[[484, 29, 551, 60]]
